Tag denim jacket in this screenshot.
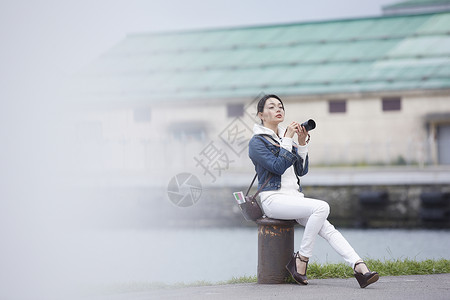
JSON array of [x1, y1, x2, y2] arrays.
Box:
[[248, 127, 309, 192]]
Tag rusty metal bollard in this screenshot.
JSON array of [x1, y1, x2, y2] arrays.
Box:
[[256, 217, 296, 284]]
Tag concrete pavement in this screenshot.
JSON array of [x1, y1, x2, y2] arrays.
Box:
[[85, 273, 450, 300]]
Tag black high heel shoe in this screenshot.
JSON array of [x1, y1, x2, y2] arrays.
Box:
[[285, 251, 309, 285], [354, 261, 379, 288]]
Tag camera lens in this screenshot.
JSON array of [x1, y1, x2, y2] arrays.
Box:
[[301, 119, 316, 131]]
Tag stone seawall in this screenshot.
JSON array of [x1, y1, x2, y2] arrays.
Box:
[[172, 183, 450, 229], [302, 184, 450, 228]]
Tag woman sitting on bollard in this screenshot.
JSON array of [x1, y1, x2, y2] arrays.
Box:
[[248, 94, 379, 288]]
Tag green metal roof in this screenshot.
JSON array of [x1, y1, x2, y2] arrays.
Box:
[[74, 12, 450, 102], [384, 0, 450, 9]]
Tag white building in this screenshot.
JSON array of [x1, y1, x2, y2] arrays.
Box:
[[69, 1, 450, 181]]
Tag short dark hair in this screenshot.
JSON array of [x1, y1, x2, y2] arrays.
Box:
[[257, 94, 283, 113], [256, 94, 284, 124]]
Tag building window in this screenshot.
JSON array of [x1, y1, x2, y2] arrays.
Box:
[[169, 122, 206, 142], [227, 103, 244, 117], [382, 97, 401, 111], [329, 100, 346, 113], [133, 108, 151, 122]]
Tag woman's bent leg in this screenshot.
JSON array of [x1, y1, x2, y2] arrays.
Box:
[[295, 198, 329, 258], [296, 218, 361, 268], [262, 194, 330, 258], [319, 221, 361, 268]]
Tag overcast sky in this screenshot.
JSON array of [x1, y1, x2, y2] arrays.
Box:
[[1, 0, 397, 81]]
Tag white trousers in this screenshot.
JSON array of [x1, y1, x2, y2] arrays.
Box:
[[260, 189, 361, 268]]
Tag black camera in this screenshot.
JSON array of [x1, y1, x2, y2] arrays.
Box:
[[301, 119, 316, 131]]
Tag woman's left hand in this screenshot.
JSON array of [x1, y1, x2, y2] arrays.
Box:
[[296, 124, 308, 146]]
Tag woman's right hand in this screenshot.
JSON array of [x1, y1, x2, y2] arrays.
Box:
[[284, 122, 299, 138]]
